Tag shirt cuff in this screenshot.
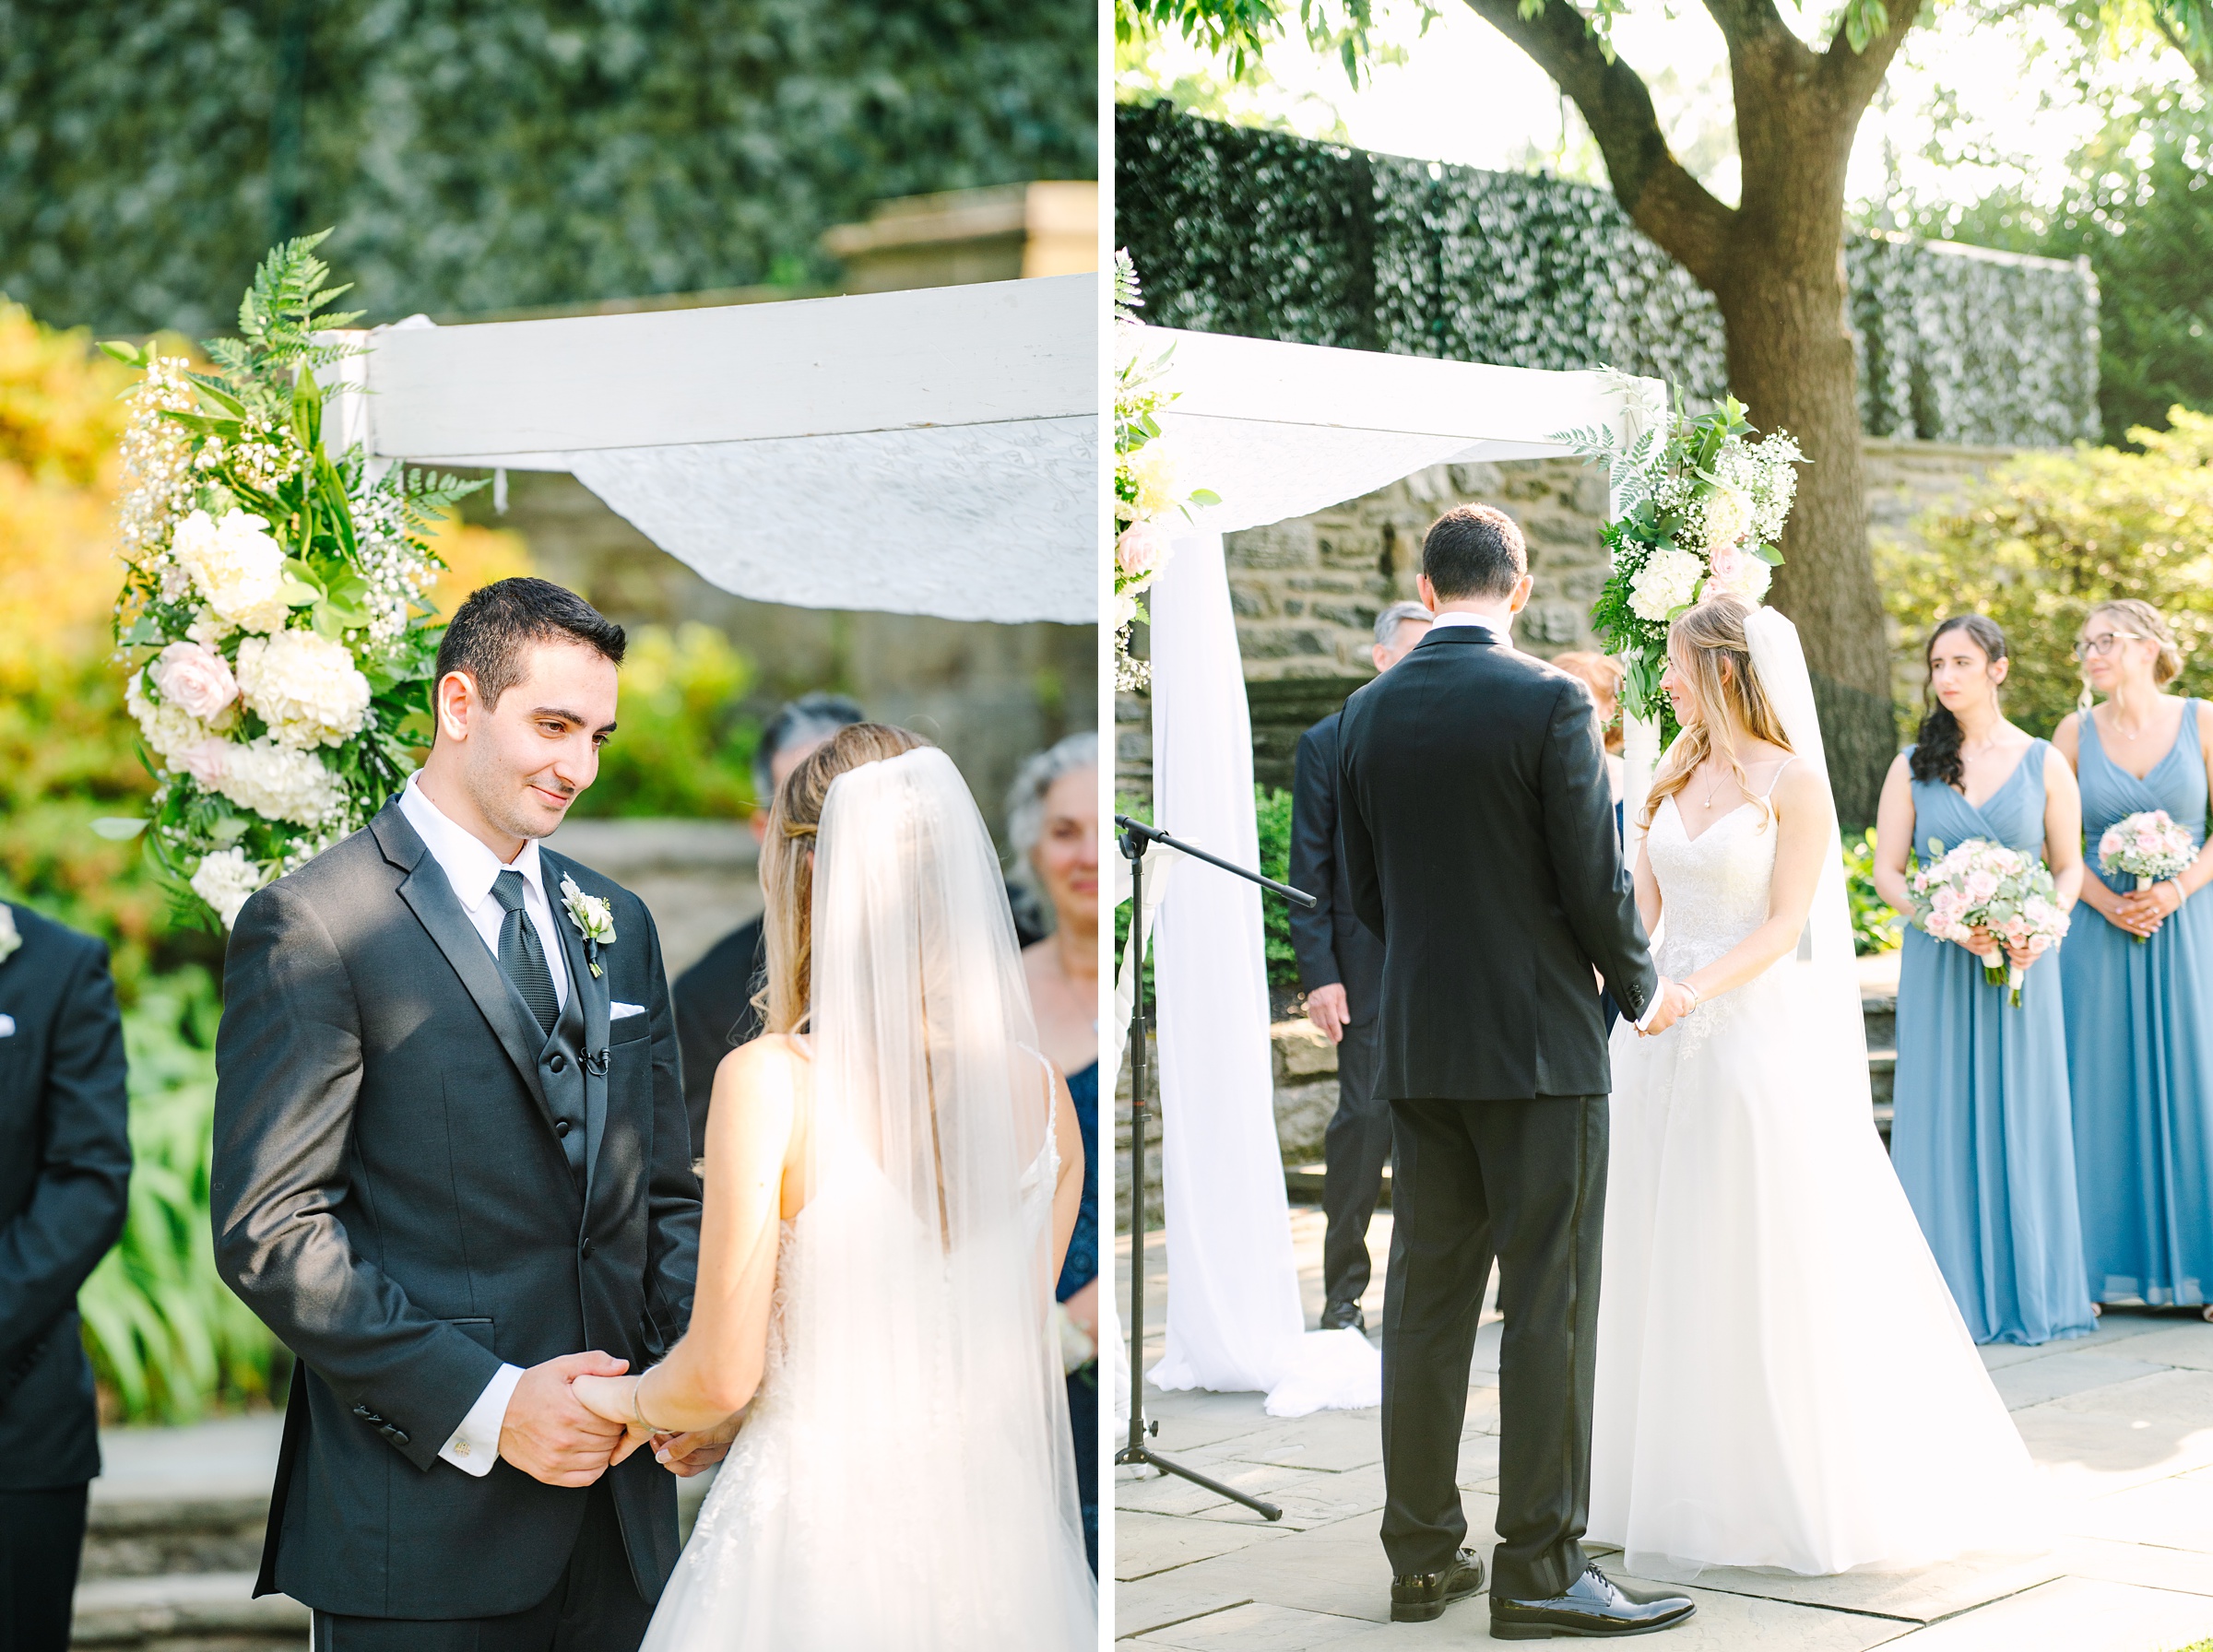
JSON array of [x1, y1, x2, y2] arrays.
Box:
[[1633, 991, 1663, 1032], [439, 1362, 523, 1478]]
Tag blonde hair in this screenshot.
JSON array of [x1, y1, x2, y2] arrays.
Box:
[[755, 722, 934, 1035], [2080, 599, 2183, 712], [1639, 595, 1794, 832], [1551, 651, 1626, 755]]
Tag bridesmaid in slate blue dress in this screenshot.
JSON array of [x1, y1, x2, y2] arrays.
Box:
[[2054, 599, 2213, 1316], [1874, 614, 2096, 1344]]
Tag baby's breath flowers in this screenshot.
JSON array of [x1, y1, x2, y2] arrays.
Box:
[[103, 230, 482, 928]]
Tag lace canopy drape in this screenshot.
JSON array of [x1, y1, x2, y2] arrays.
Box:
[[327, 275, 1096, 626], [1132, 331, 1662, 1416]]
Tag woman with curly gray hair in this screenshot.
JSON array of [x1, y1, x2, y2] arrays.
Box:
[[1007, 728, 1099, 1574]]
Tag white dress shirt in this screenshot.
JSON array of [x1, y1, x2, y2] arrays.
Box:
[[396, 773, 564, 1475], [1426, 608, 1664, 1030]]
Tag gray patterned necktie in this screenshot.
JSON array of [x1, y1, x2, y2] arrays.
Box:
[[491, 870, 558, 1037]]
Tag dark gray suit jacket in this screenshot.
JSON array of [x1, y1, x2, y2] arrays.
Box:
[[0, 904, 130, 1491], [212, 802, 701, 1620], [1288, 711, 1385, 1023], [1337, 628, 1656, 1102]]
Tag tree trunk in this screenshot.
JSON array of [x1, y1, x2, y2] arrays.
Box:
[[1711, 214, 1896, 828], [1457, 0, 1922, 826]]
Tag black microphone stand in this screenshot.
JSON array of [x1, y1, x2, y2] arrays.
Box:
[[1115, 814, 1318, 1523]]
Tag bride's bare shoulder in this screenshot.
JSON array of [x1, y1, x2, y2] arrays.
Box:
[[711, 1034, 810, 1122]]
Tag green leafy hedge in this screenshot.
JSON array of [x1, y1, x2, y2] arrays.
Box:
[[1117, 101, 2099, 447], [0, 0, 1096, 336]]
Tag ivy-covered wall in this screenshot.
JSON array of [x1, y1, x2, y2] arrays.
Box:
[[0, 0, 1096, 336], [1118, 101, 2100, 447]]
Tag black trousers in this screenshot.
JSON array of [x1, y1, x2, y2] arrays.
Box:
[[1379, 1094, 1607, 1601], [1321, 1013, 1392, 1310], [314, 1481, 652, 1651], [0, 1483, 89, 1652]]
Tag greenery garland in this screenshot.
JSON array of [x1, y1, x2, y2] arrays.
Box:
[[1570, 384, 1805, 740], [1114, 249, 1216, 692], [100, 233, 481, 928]]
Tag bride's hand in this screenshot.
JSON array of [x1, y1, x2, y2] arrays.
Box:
[[653, 1413, 744, 1478], [571, 1374, 654, 1464]]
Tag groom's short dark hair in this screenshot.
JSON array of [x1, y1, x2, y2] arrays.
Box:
[[1423, 504, 1527, 600], [435, 577, 627, 710]]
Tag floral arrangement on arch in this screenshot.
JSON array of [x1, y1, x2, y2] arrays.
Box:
[[100, 232, 481, 929], [1566, 382, 1805, 740], [1113, 250, 1214, 692]]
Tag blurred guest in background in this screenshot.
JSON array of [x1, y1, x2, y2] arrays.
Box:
[[0, 903, 131, 1652], [1551, 651, 1627, 821], [1291, 600, 1430, 1334], [673, 692, 864, 1154], [1552, 651, 1629, 1032], [1010, 730, 1100, 1573]]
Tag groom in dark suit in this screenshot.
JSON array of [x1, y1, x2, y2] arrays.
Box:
[[214, 578, 703, 1650], [1338, 506, 1696, 1640]]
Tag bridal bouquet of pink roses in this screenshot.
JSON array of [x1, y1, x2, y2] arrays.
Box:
[[1908, 837, 2070, 1006], [2098, 809, 2197, 944]]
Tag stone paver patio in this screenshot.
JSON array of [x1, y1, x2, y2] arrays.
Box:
[[1115, 1209, 2213, 1651]]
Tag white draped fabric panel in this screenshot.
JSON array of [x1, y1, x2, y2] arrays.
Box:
[[332, 275, 1097, 625], [1141, 333, 1659, 1414]]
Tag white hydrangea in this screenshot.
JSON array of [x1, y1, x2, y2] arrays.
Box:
[[172, 509, 290, 634], [125, 669, 210, 764], [235, 630, 372, 749], [1698, 484, 1753, 553], [1627, 545, 1706, 623], [212, 740, 345, 826], [1125, 442, 1184, 521], [190, 847, 270, 930]]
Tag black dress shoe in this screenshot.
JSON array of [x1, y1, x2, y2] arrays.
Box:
[[1390, 1546, 1485, 1622], [1319, 1300, 1366, 1332], [1489, 1564, 1695, 1639]]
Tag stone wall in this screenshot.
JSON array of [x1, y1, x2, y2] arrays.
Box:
[[1115, 438, 2020, 798]]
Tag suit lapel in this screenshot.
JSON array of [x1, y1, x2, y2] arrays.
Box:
[[372, 804, 556, 1122], [543, 852, 612, 1203]]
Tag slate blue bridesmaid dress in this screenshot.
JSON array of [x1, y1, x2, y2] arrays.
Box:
[[2064, 701, 2213, 1308], [1891, 741, 2097, 1344], [1056, 1059, 1099, 1573]]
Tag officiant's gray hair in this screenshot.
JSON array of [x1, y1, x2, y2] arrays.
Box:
[[1007, 732, 1099, 881], [1375, 601, 1432, 647]]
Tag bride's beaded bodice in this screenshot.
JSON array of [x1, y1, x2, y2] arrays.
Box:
[[1647, 794, 1781, 982]]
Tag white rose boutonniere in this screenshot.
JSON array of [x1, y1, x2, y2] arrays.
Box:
[[561, 876, 617, 978], [0, 905, 19, 966]]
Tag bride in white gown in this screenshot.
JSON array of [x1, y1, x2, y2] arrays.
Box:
[[574, 726, 1097, 1648], [1591, 595, 2044, 1580]]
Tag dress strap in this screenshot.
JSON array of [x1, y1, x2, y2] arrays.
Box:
[[1759, 755, 1799, 798]]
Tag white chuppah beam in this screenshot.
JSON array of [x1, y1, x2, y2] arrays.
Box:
[[328, 276, 1096, 626], [1142, 330, 1657, 1415]]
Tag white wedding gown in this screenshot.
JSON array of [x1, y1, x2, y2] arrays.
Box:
[[1590, 782, 2047, 1579], [638, 747, 1095, 1650]]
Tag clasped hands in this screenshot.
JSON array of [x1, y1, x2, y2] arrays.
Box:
[[498, 1351, 740, 1488], [2098, 879, 2184, 941], [1637, 976, 1700, 1037]]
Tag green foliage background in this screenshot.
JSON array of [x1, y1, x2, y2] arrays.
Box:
[[0, 0, 1097, 336], [1878, 411, 2213, 740], [1116, 101, 2101, 446]]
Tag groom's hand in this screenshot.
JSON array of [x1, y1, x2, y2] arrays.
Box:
[[500, 1351, 631, 1486], [1303, 984, 1349, 1044]]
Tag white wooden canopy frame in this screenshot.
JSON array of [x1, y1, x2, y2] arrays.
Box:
[[325, 274, 1097, 626], [1128, 327, 1663, 1415]]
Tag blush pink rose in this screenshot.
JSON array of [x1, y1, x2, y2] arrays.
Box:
[[1118, 518, 1172, 581], [176, 738, 231, 788], [1965, 870, 1999, 903], [149, 641, 240, 722]]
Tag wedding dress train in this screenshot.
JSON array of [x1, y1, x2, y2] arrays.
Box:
[[1590, 613, 2046, 1580]]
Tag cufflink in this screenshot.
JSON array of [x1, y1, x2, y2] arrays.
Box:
[[453, 1440, 471, 1457], [0, 1014, 13, 1037]]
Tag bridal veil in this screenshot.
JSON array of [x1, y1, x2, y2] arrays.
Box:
[[644, 746, 1095, 1649]]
